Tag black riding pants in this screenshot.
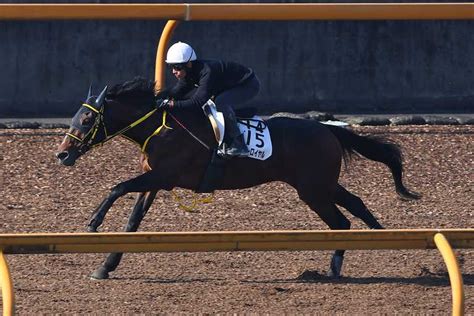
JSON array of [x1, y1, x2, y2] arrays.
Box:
[[214, 75, 261, 119]]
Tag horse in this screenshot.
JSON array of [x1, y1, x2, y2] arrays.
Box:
[[56, 77, 420, 280]]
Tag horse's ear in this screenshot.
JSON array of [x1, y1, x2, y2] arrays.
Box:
[[86, 84, 92, 102], [95, 86, 108, 108]]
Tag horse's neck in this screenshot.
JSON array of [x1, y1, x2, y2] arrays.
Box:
[[104, 102, 158, 143], [168, 107, 215, 144]]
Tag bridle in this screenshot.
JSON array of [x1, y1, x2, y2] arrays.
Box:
[[66, 101, 170, 153], [66, 102, 106, 153]]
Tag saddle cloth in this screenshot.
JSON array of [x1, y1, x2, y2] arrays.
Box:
[[202, 100, 272, 161]]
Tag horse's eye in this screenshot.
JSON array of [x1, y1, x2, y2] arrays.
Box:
[[80, 112, 94, 125]]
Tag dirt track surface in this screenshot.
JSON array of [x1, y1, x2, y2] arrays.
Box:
[[1, 125, 473, 314]]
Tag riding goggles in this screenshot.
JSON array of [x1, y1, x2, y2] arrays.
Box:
[[169, 63, 187, 71]]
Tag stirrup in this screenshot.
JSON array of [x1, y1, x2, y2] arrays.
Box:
[[217, 143, 249, 158], [217, 146, 227, 158], [217, 143, 230, 158]]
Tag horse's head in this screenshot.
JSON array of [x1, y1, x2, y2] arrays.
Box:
[[56, 86, 108, 166]]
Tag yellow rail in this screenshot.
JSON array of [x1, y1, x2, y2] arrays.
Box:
[[0, 229, 471, 315], [434, 233, 465, 316], [0, 3, 473, 21], [0, 229, 472, 254]]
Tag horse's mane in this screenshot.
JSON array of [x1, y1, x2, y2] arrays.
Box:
[[107, 77, 156, 106]]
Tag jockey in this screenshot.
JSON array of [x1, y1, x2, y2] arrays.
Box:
[[155, 41, 260, 157]]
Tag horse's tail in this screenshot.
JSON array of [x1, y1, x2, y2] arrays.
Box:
[[326, 125, 421, 200]]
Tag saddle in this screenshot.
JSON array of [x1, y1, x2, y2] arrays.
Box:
[[198, 100, 272, 193], [201, 100, 271, 161]]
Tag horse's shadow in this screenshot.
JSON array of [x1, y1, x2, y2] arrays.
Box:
[[112, 276, 226, 284], [112, 272, 474, 287], [241, 270, 474, 287]]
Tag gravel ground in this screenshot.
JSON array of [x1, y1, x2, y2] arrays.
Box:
[[0, 125, 473, 314]]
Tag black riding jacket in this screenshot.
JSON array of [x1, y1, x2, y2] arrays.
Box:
[[157, 60, 254, 109]]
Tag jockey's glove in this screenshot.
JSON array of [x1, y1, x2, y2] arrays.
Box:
[[155, 98, 170, 110]]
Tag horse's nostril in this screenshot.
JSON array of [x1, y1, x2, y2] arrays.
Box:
[[56, 151, 69, 160]]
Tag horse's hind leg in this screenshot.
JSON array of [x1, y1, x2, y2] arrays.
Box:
[[91, 190, 157, 280], [335, 184, 384, 229], [298, 191, 350, 278]]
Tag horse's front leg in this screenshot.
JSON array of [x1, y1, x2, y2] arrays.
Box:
[[91, 190, 158, 280], [87, 171, 163, 232]]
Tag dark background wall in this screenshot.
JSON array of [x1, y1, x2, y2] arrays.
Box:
[[1, 0, 473, 117]]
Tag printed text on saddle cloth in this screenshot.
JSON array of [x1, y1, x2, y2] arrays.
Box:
[[237, 117, 272, 160]]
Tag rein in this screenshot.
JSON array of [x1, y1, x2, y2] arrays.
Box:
[[67, 102, 211, 153], [167, 111, 211, 151]]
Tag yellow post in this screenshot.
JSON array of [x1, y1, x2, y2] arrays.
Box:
[[154, 20, 180, 93], [0, 251, 14, 316], [434, 233, 464, 316]]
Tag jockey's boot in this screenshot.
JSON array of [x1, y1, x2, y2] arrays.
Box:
[[220, 110, 250, 158]]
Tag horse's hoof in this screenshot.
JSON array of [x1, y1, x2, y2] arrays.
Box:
[[90, 267, 109, 280], [86, 225, 98, 233], [327, 270, 341, 278], [328, 255, 343, 278]]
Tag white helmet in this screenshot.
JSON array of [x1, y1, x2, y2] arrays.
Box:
[[165, 42, 197, 64]]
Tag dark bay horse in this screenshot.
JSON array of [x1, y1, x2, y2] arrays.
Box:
[[56, 77, 419, 280]]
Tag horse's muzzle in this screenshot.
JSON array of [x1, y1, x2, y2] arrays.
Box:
[[56, 150, 78, 166]]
